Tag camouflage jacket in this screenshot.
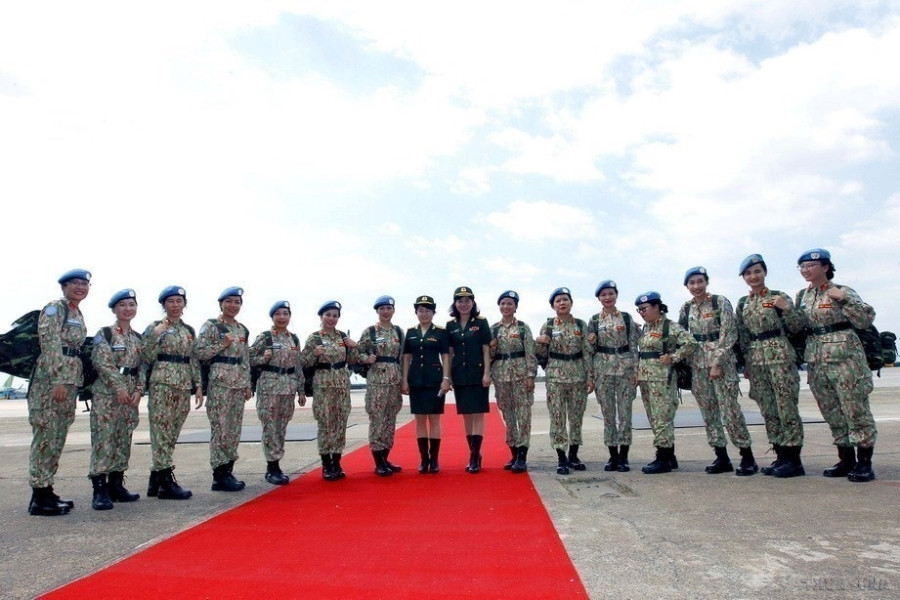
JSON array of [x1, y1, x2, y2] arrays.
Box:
[[637, 318, 696, 382], [796, 282, 875, 366], [356, 324, 404, 386], [536, 316, 593, 384], [679, 294, 738, 369], [489, 319, 537, 383], [193, 317, 251, 390], [736, 288, 805, 366], [141, 319, 201, 391], [588, 310, 640, 377], [91, 325, 144, 396], [35, 299, 86, 386], [300, 329, 356, 389], [249, 328, 304, 396]]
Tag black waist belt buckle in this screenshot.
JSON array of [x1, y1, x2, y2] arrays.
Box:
[[211, 356, 243, 365], [375, 356, 400, 364], [263, 365, 296, 376], [749, 329, 782, 342], [494, 351, 526, 362], [62, 346, 80, 357], [596, 345, 630, 355], [157, 354, 191, 364], [639, 351, 662, 359], [810, 322, 852, 336], [693, 332, 720, 342], [549, 351, 584, 361], [318, 361, 347, 370]]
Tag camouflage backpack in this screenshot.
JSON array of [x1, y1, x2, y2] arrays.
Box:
[[0, 310, 43, 379]]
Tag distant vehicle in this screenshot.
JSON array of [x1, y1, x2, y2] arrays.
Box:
[[0, 385, 27, 399]]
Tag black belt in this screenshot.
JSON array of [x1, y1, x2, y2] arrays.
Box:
[[121, 366, 140, 377], [317, 361, 347, 370], [62, 346, 80, 357], [549, 351, 583, 361], [639, 351, 662, 359], [157, 354, 190, 364], [693, 332, 720, 342], [211, 356, 243, 365], [494, 351, 526, 361], [748, 329, 782, 342], [810, 322, 852, 336], [375, 356, 400, 364], [261, 365, 296, 376], [595, 345, 630, 355]]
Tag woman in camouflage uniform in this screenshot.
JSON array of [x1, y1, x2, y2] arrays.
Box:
[[140, 286, 201, 500], [634, 291, 696, 474], [249, 300, 304, 485], [301, 300, 358, 481], [796, 248, 877, 482], [87, 288, 144, 510]]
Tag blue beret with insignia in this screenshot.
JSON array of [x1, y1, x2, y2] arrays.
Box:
[[158, 285, 187, 305], [373, 295, 396, 310], [318, 300, 342, 316], [549, 287, 572, 306], [595, 280, 617, 297], [683, 266, 708, 286], [58, 268, 91, 285], [218, 286, 244, 302], [269, 300, 291, 318], [414, 295, 436, 310], [798, 248, 831, 264], [497, 290, 519, 305], [739, 254, 767, 276], [108, 288, 137, 309], [635, 291, 661, 306]]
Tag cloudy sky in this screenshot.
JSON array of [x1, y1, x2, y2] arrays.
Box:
[[2, 1, 898, 367]]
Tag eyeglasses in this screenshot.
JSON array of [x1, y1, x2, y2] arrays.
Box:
[[797, 262, 820, 271], [636, 306, 651, 314], [67, 280, 91, 288]]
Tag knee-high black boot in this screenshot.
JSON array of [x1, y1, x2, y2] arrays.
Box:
[[428, 438, 441, 474], [417, 438, 430, 474], [468, 435, 483, 474]]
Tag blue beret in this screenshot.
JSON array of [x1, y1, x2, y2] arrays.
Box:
[[108, 288, 137, 309], [58, 269, 91, 285], [318, 300, 342, 316], [798, 248, 831, 264], [739, 254, 766, 276], [497, 290, 519, 305], [158, 285, 187, 305], [414, 295, 436, 309], [683, 266, 708, 286], [217, 286, 244, 302], [269, 300, 291, 318], [635, 291, 661, 306], [549, 287, 572, 306], [595, 280, 617, 297], [373, 295, 396, 309]]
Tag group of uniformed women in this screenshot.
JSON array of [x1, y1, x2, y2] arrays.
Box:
[[26, 247, 879, 515]]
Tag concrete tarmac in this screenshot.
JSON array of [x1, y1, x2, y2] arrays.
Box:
[[1, 371, 899, 599]]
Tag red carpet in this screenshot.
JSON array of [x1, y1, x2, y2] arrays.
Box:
[[43, 405, 588, 599]]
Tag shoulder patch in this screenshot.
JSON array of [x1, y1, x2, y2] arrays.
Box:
[[94, 333, 105, 345], [44, 305, 58, 316]]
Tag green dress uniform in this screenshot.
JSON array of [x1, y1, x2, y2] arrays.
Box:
[[403, 325, 450, 414], [447, 316, 492, 414]]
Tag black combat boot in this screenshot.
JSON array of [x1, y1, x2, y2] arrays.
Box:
[[47, 486, 74, 509], [417, 438, 430, 474], [669, 444, 679, 469], [147, 471, 160, 497], [383, 448, 403, 473], [705, 446, 734, 474], [428, 439, 441, 474], [772, 446, 805, 478], [265, 460, 289, 485], [604, 446, 619, 472], [321, 454, 335, 481], [761, 445, 783, 476], [226, 461, 245, 489], [823, 445, 855, 477], [108, 471, 139, 502], [468, 435, 483, 474], [511, 446, 528, 473], [373, 449, 393, 477], [331, 454, 346, 480], [735, 447, 759, 476], [617, 445, 631, 472], [567, 444, 586, 471], [847, 446, 876, 482], [556, 448, 570, 475], [157, 468, 192, 499], [90, 475, 114, 510], [504, 446, 518, 470], [211, 463, 244, 492], [642, 447, 673, 474], [28, 487, 70, 516]]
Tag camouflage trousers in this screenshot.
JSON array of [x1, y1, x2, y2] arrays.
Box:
[[546, 381, 587, 451], [206, 384, 247, 469], [256, 392, 296, 462], [691, 367, 751, 449], [365, 383, 402, 452], [747, 362, 803, 447], [89, 392, 139, 476], [148, 384, 191, 471], [808, 362, 877, 447], [593, 374, 636, 446], [639, 380, 678, 449], [28, 380, 77, 488], [494, 380, 534, 448], [313, 384, 351, 454]]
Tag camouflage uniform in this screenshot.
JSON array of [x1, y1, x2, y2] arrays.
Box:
[[357, 324, 404, 452], [490, 319, 537, 448], [637, 318, 696, 449], [28, 299, 86, 488], [194, 318, 252, 469], [89, 326, 144, 476], [140, 319, 201, 471], [588, 311, 640, 447], [249, 329, 304, 462], [680, 295, 752, 449], [796, 283, 876, 447], [301, 330, 357, 454], [536, 317, 594, 451], [736, 289, 804, 447]]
